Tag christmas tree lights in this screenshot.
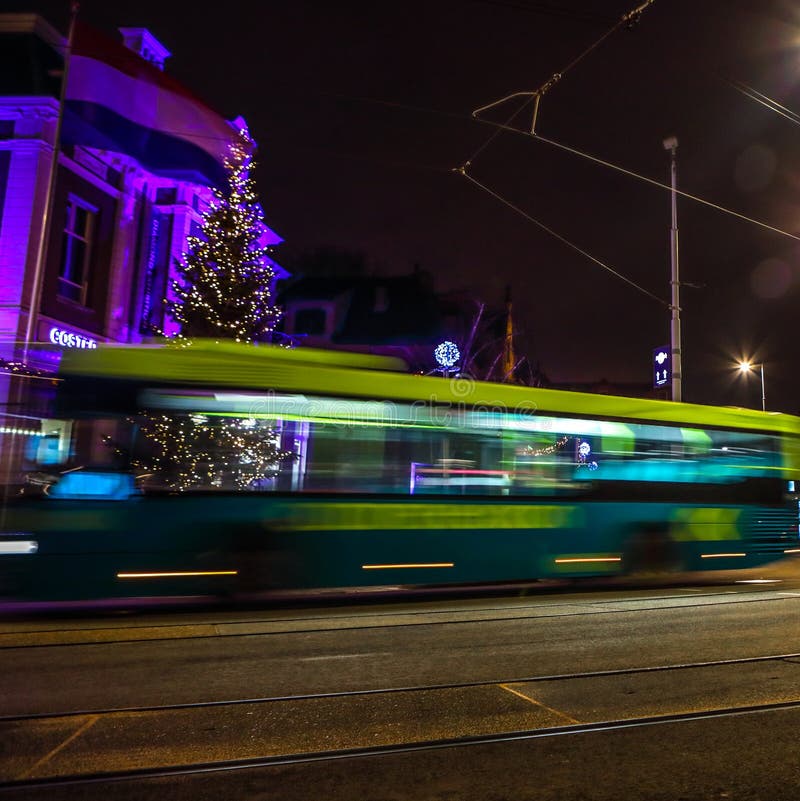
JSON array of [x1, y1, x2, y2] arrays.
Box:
[[133, 414, 291, 493], [165, 125, 281, 343], [136, 125, 289, 491]]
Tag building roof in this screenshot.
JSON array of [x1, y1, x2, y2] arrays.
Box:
[[280, 273, 443, 344]]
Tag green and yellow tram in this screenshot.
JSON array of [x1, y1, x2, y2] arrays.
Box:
[[1, 340, 798, 601]]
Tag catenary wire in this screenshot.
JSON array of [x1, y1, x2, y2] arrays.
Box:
[[456, 167, 668, 305], [464, 115, 800, 244], [721, 76, 800, 127], [465, 0, 655, 167], [533, 131, 800, 242]]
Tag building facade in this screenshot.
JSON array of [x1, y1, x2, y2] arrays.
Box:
[[0, 14, 286, 479]]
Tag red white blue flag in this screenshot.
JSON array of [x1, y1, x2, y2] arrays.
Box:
[[61, 21, 234, 188]]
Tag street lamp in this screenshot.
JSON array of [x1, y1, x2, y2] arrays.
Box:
[[737, 360, 766, 412]]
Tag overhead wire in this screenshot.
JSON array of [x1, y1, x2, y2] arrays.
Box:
[[281, 83, 800, 252], [465, 116, 800, 244], [465, 0, 654, 156], [721, 76, 800, 128], [259, 5, 800, 291], [456, 168, 668, 305], [534, 132, 800, 242], [456, 1, 660, 300], [464, 95, 537, 166]]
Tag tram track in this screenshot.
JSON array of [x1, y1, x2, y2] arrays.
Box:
[[4, 588, 800, 793], [2, 649, 800, 724], [5, 694, 800, 792]]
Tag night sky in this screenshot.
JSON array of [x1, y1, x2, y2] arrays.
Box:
[[10, 0, 800, 412]]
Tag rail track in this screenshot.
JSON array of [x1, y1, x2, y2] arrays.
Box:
[[4, 691, 800, 792], [3, 650, 800, 791]]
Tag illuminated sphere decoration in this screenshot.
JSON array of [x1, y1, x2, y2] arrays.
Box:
[[434, 340, 460, 369]]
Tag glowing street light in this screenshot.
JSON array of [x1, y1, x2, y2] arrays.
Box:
[[737, 360, 766, 412]]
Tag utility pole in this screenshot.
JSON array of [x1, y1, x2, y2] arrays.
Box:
[[663, 136, 682, 402], [502, 285, 516, 383]]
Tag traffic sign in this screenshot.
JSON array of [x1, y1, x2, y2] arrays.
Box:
[[653, 346, 671, 388]]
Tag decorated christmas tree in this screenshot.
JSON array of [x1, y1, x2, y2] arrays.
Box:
[[133, 412, 289, 492], [166, 125, 281, 342], [133, 126, 289, 492]]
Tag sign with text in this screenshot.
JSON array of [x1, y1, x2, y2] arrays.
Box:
[[49, 326, 98, 349]]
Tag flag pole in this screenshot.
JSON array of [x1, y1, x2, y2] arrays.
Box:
[[22, 1, 80, 365]]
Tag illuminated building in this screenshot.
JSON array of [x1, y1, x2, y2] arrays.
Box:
[[0, 13, 288, 478]]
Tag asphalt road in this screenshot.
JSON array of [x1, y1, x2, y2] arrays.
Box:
[[2, 563, 800, 799]]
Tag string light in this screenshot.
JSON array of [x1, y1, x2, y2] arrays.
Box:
[[434, 341, 460, 369], [131, 414, 292, 492], [517, 435, 570, 456], [0, 359, 55, 380], [164, 125, 282, 343], [135, 127, 289, 490]]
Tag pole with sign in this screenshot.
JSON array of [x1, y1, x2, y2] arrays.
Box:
[[653, 346, 671, 389]]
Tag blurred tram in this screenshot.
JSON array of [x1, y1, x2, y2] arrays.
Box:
[[1, 340, 799, 602]]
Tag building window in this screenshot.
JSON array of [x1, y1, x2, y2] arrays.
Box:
[[294, 307, 327, 335], [58, 198, 96, 305]]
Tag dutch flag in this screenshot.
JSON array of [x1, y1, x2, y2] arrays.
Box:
[[61, 21, 235, 188]]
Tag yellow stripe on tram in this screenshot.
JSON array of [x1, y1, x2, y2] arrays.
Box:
[[554, 556, 622, 564], [117, 570, 238, 579], [362, 563, 454, 570], [699, 553, 746, 559]]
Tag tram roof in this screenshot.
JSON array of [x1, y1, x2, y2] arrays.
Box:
[[58, 340, 800, 436]]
